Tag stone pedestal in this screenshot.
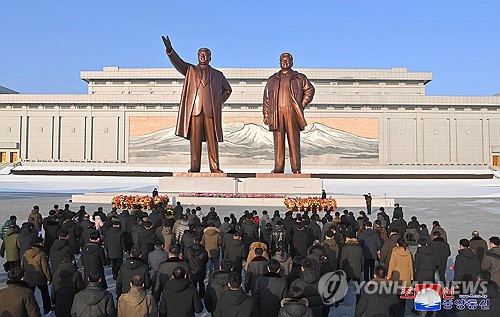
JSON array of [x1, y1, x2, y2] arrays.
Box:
[[239, 177, 322, 195], [159, 174, 237, 193]]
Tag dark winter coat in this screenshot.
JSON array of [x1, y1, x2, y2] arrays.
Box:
[[240, 219, 258, 246], [19, 227, 37, 258], [159, 278, 203, 317], [359, 228, 382, 260], [278, 297, 313, 317], [429, 237, 451, 273], [380, 234, 399, 266], [431, 225, 448, 243], [355, 279, 400, 317], [454, 248, 481, 282], [271, 227, 291, 255], [204, 270, 230, 313], [50, 238, 74, 274], [470, 236, 488, 263], [414, 245, 437, 283], [388, 219, 407, 238], [104, 227, 126, 259], [52, 262, 84, 317], [481, 246, 500, 286], [180, 229, 199, 254], [292, 227, 310, 258], [273, 250, 293, 275], [260, 226, 273, 250], [138, 227, 156, 263], [61, 220, 81, 254], [245, 256, 269, 293], [71, 282, 116, 317], [0, 280, 41, 317], [21, 245, 52, 286], [81, 243, 108, 289], [307, 220, 321, 242], [154, 257, 191, 302], [254, 272, 288, 317], [340, 239, 364, 279], [185, 243, 209, 281], [290, 270, 322, 316], [148, 248, 168, 282], [214, 288, 256, 317], [116, 257, 151, 297], [80, 227, 99, 246], [43, 216, 60, 251], [223, 236, 246, 272], [419, 227, 431, 244]]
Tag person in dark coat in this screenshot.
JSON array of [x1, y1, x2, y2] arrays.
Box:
[[376, 207, 391, 230], [359, 221, 382, 281], [240, 214, 258, 254], [185, 237, 209, 297], [307, 215, 322, 242], [116, 246, 151, 297], [429, 231, 451, 284], [222, 232, 246, 274], [260, 222, 273, 250], [173, 202, 184, 220], [454, 238, 481, 283], [42, 210, 60, 251], [254, 259, 288, 317], [419, 223, 431, 244], [278, 287, 313, 317], [481, 236, 500, 286], [388, 215, 407, 238], [470, 230, 489, 263], [80, 222, 98, 247], [0, 267, 41, 317], [292, 222, 311, 258], [354, 265, 401, 317], [51, 254, 84, 317], [413, 239, 437, 283], [104, 221, 126, 280], [137, 221, 156, 263], [271, 221, 291, 256], [61, 213, 82, 254], [392, 203, 403, 220], [290, 259, 323, 316], [50, 228, 74, 274], [154, 245, 191, 302], [205, 260, 232, 314], [340, 233, 364, 304], [286, 256, 303, 288], [148, 240, 168, 284], [180, 223, 199, 254], [80, 231, 108, 289], [214, 272, 256, 317], [71, 271, 116, 317], [245, 247, 269, 294], [159, 266, 203, 317], [380, 228, 400, 267], [19, 222, 38, 259]]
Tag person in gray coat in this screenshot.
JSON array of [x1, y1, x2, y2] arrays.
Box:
[[359, 221, 382, 282], [71, 271, 116, 317]]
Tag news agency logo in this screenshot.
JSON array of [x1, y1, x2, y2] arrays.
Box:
[[318, 270, 349, 305]]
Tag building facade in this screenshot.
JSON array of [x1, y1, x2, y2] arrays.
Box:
[[0, 66, 499, 169]]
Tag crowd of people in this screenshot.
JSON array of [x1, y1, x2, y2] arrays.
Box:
[[0, 201, 499, 316]]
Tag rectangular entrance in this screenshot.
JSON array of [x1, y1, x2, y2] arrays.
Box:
[[0, 152, 6, 163], [493, 155, 499, 168], [10, 152, 18, 162]]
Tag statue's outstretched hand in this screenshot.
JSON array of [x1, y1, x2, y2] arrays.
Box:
[[162, 35, 172, 51]]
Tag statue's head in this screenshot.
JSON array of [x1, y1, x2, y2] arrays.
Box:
[[198, 48, 211, 66], [279, 52, 293, 71]]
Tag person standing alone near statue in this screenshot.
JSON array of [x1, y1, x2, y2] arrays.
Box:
[[162, 35, 232, 173], [263, 53, 315, 174]]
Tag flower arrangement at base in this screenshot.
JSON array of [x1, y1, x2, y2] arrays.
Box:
[[178, 192, 286, 198], [112, 194, 169, 210], [284, 197, 337, 212]]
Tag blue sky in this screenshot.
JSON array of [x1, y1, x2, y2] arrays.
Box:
[[1, 1, 499, 96]]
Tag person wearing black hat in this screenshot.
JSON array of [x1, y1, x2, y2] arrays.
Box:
[[292, 220, 310, 258]]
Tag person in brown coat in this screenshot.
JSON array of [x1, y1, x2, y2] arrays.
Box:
[[28, 205, 43, 232], [21, 237, 52, 315], [202, 225, 221, 276], [481, 236, 500, 286], [0, 267, 41, 317], [388, 238, 414, 287], [117, 275, 157, 317], [379, 228, 399, 266], [470, 230, 489, 263]]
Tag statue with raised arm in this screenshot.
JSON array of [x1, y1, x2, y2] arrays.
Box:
[[263, 53, 315, 174], [162, 35, 232, 173]]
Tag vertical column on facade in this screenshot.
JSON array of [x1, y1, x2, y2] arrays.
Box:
[[57, 115, 62, 160], [25, 114, 30, 160], [117, 116, 120, 161], [416, 113, 423, 163], [385, 116, 391, 164], [123, 110, 128, 163], [18, 115, 24, 160], [482, 117, 489, 165]]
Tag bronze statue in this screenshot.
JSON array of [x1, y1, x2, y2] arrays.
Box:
[[263, 53, 315, 174], [162, 35, 232, 173]]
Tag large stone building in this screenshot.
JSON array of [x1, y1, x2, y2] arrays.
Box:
[[1, 66, 499, 170]]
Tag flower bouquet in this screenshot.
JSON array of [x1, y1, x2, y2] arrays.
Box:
[[111, 194, 169, 210], [178, 192, 286, 198], [284, 197, 337, 212]]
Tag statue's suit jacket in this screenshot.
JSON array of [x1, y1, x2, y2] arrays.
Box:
[[263, 70, 315, 131], [167, 48, 232, 142]]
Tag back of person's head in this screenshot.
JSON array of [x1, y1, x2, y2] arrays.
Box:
[[374, 219, 382, 226], [432, 231, 442, 238], [61, 253, 74, 264], [168, 246, 180, 257], [49, 209, 56, 216], [8, 267, 25, 282], [292, 256, 303, 267], [172, 266, 186, 279], [89, 271, 102, 283], [33, 205, 40, 211], [460, 239, 470, 248], [301, 259, 314, 271], [58, 228, 69, 239], [32, 237, 44, 246], [319, 254, 329, 264], [417, 238, 428, 246], [325, 230, 335, 239], [188, 224, 196, 231], [490, 237, 500, 247], [131, 246, 141, 258], [268, 259, 281, 273], [477, 270, 491, 281], [228, 272, 242, 289], [224, 216, 230, 222], [374, 265, 388, 279], [254, 247, 263, 256], [433, 220, 440, 227], [390, 228, 399, 235], [154, 240, 163, 248], [89, 231, 100, 241], [9, 215, 17, 221], [286, 287, 306, 299], [221, 260, 233, 272], [421, 223, 427, 229], [131, 275, 144, 287], [365, 221, 372, 228], [397, 238, 407, 250]]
